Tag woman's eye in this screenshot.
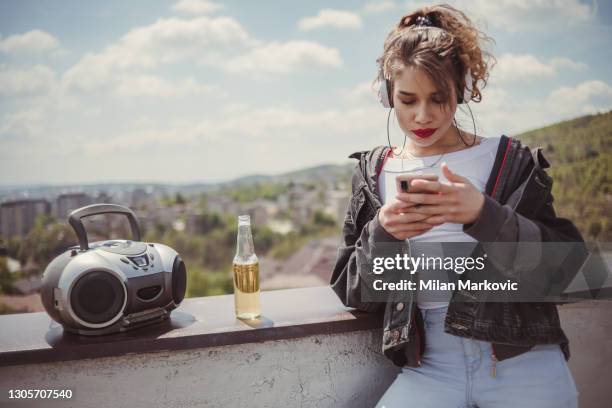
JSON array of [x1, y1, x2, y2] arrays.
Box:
[[401, 100, 415, 105]]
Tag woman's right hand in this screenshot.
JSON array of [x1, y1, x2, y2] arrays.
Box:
[[378, 199, 440, 240]]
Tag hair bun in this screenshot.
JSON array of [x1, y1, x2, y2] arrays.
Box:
[[414, 15, 434, 27], [400, 13, 437, 29]]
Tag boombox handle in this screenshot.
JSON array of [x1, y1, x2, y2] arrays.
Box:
[[69, 204, 142, 251]]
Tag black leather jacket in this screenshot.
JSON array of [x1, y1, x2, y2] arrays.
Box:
[[330, 135, 588, 368]]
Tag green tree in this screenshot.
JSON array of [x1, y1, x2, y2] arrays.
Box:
[[588, 220, 602, 239], [17, 215, 77, 271], [0, 257, 14, 294], [313, 210, 336, 227]]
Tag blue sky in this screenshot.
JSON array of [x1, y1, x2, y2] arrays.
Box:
[[1, 0, 610, 185]]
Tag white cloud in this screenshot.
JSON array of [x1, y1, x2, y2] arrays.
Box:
[[0, 30, 60, 55], [490, 53, 588, 85], [344, 80, 378, 104], [83, 126, 198, 155], [63, 16, 341, 91], [448, 0, 594, 31], [223, 41, 343, 74], [298, 9, 363, 31], [492, 54, 555, 83], [113, 75, 221, 98], [171, 0, 224, 15], [471, 80, 612, 136], [0, 108, 46, 140], [361, 1, 397, 14], [80, 103, 384, 155], [0, 65, 57, 95], [63, 16, 256, 92], [547, 80, 612, 116], [550, 57, 588, 71]]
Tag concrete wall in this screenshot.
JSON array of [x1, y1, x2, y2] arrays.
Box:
[[1, 302, 610, 407], [0, 329, 398, 408], [560, 302, 612, 408]]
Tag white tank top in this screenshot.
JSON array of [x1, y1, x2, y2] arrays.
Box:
[[378, 136, 501, 309]]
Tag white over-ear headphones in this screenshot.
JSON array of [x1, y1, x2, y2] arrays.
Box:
[[377, 69, 473, 108]]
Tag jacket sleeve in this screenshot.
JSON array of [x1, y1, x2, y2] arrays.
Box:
[[329, 166, 405, 312], [462, 170, 588, 297]]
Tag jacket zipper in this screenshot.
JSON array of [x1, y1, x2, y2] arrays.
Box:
[[377, 148, 422, 367], [491, 137, 513, 200], [405, 239, 422, 367], [376, 147, 392, 181], [412, 307, 422, 366], [491, 343, 498, 378], [490, 137, 508, 378]]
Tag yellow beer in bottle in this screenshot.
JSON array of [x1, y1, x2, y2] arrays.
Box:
[[233, 215, 261, 319]]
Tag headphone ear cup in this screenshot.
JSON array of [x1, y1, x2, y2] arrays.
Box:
[[459, 70, 473, 104], [378, 77, 393, 108], [386, 79, 394, 108]]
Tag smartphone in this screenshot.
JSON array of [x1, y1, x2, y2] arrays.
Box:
[[396, 174, 439, 193]]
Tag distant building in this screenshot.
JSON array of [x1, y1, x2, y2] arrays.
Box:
[[5, 257, 21, 273], [185, 210, 220, 235], [288, 186, 321, 224], [0, 199, 51, 239], [12, 276, 42, 295], [139, 205, 184, 235], [56, 193, 92, 220], [185, 211, 202, 235], [93, 191, 113, 205], [325, 190, 350, 224], [130, 188, 150, 209], [206, 196, 240, 215], [267, 219, 294, 235], [241, 199, 277, 226]]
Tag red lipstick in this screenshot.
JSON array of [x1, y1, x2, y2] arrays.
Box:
[[412, 128, 438, 138]]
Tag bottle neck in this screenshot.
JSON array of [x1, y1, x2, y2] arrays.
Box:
[[235, 222, 256, 262]]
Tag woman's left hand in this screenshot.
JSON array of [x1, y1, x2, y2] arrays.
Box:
[[396, 162, 485, 225]]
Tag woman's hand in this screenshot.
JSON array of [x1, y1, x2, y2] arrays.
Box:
[[378, 198, 442, 240], [397, 163, 485, 225]]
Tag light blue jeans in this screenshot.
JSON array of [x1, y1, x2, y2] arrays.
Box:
[[376, 306, 578, 408]]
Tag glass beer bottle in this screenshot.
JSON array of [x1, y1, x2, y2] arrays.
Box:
[[232, 214, 261, 319]]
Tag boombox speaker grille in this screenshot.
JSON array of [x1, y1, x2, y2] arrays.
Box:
[[172, 257, 187, 305], [70, 270, 126, 325]]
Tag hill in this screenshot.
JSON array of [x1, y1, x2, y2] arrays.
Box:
[[516, 110, 612, 241]]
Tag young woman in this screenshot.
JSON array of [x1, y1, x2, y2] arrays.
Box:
[[330, 4, 587, 408]]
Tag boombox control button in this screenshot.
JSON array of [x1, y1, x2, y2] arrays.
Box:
[[130, 255, 149, 267], [120, 258, 129, 264], [148, 243, 154, 247]]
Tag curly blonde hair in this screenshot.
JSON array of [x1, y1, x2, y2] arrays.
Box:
[[376, 3, 495, 106]]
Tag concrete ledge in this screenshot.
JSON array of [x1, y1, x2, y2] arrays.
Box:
[[0, 286, 381, 367], [0, 287, 611, 407]]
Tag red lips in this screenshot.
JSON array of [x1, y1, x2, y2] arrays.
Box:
[[412, 128, 438, 138]]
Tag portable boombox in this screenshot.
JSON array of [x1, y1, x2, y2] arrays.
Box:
[[41, 204, 187, 336]]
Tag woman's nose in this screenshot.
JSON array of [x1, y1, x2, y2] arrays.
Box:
[[415, 103, 433, 124]]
